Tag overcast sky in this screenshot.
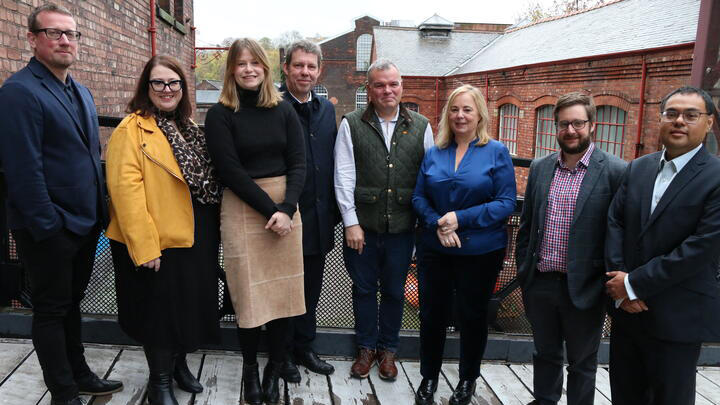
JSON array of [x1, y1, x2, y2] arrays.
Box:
[[194, 0, 556, 46]]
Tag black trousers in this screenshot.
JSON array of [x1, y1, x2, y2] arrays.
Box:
[[12, 227, 100, 401], [287, 254, 326, 353], [609, 320, 701, 405], [418, 248, 504, 380], [522, 272, 605, 405]]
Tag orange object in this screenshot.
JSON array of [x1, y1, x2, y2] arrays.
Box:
[[405, 272, 419, 308]]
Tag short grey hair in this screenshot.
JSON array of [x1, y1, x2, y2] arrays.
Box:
[[366, 59, 401, 84], [284, 40, 323, 66], [28, 3, 73, 31]]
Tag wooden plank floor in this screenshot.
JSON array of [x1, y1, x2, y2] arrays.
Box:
[[1, 339, 719, 405]]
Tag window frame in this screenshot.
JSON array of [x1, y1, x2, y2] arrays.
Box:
[[595, 105, 627, 159], [498, 103, 520, 155], [355, 86, 367, 110], [356, 34, 372, 71], [534, 104, 558, 158]]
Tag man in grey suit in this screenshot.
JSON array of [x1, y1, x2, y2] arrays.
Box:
[[605, 86, 720, 405], [516, 92, 626, 405]]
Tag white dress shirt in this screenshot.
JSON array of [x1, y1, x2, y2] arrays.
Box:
[[334, 108, 435, 227], [620, 143, 703, 305]]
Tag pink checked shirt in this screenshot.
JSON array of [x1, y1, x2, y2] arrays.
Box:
[[537, 143, 595, 273]]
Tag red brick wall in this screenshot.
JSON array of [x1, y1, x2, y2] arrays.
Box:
[[0, 0, 196, 149], [406, 47, 694, 194], [319, 16, 379, 124]]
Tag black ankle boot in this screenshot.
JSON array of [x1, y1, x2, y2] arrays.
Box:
[[173, 352, 203, 393], [143, 346, 179, 405], [242, 363, 263, 405], [262, 361, 282, 404]]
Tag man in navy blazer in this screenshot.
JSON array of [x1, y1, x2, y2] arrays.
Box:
[[605, 86, 720, 405], [0, 4, 120, 405], [516, 92, 626, 405], [279, 40, 338, 381]]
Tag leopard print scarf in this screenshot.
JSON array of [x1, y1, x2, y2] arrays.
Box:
[[155, 115, 221, 204]]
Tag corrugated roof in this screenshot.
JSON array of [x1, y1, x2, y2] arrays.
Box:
[[452, 0, 699, 75], [374, 27, 501, 76]]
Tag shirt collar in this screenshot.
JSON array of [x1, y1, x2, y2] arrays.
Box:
[[288, 90, 312, 104], [660, 143, 702, 172], [558, 142, 595, 169], [375, 108, 399, 124]]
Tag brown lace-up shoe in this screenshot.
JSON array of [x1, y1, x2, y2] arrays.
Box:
[[350, 348, 376, 379], [377, 349, 398, 380]]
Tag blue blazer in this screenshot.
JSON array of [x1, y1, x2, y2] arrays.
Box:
[[281, 87, 339, 255], [412, 138, 516, 255], [0, 57, 106, 241]]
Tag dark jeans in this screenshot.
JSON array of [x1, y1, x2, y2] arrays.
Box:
[[418, 248, 504, 380], [522, 272, 605, 405], [12, 227, 100, 401], [287, 254, 326, 353], [343, 230, 414, 352], [610, 321, 701, 405]]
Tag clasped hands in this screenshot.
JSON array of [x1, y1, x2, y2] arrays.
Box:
[[265, 211, 293, 236], [606, 270, 648, 314], [437, 212, 461, 248]]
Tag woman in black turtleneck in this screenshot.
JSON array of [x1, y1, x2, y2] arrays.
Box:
[[204, 38, 306, 405]]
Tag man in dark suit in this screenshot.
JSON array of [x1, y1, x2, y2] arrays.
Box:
[[605, 86, 720, 405], [278, 40, 338, 382], [516, 92, 626, 405], [0, 4, 121, 405]]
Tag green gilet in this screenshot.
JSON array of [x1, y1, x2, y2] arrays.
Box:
[[344, 105, 429, 234]]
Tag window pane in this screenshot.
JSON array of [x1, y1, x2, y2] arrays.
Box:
[[355, 87, 367, 110], [499, 104, 519, 155], [313, 84, 328, 99], [535, 104, 557, 158], [356, 34, 372, 71], [595, 105, 626, 158]]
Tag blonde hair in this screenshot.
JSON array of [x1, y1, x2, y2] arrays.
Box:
[[219, 38, 282, 110], [436, 84, 490, 149]]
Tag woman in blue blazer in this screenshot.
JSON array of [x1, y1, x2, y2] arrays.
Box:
[[412, 85, 516, 405]]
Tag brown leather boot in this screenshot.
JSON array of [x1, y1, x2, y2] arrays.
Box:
[[377, 349, 398, 381], [350, 348, 376, 379]]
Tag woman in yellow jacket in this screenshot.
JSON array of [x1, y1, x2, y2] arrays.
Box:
[[105, 55, 221, 405]]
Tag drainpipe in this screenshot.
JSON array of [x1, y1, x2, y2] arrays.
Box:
[[190, 25, 197, 69], [485, 74, 489, 103], [435, 78, 439, 129], [635, 55, 647, 158], [148, 0, 157, 57]]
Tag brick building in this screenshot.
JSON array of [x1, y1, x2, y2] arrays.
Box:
[[319, 0, 708, 193], [0, 0, 196, 146]]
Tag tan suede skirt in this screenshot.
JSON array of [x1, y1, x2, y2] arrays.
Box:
[[220, 176, 305, 328]]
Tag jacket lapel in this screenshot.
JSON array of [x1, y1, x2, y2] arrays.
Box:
[[535, 153, 557, 229], [572, 148, 605, 225], [638, 152, 661, 228], [29, 60, 89, 147], [137, 116, 186, 183], [640, 148, 707, 236]]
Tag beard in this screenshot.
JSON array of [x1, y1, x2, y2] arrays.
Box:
[[558, 134, 591, 155]]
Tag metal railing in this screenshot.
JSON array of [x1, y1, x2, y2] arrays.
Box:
[[1, 116, 545, 337]]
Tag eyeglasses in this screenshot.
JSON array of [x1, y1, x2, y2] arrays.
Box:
[[149, 80, 183, 92], [661, 110, 711, 124], [32, 28, 81, 41], [556, 119, 589, 131]]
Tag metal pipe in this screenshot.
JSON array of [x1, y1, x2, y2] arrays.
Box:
[[485, 74, 489, 103], [190, 25, 197, 69], [148, 0, 156, 57], [635, 55, 647, 158], [435, 78, 439, 129]]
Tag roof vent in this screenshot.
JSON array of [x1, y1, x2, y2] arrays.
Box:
[[418, 13, 453, 37]]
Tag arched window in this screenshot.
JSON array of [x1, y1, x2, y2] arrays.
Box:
[[535, 104, 558, 158], [356, 34, 372, 71], [313, 84, 328, 99], [499, 104, 519, 155], [355, 86, 367, 110], [595, 105, 627, 158], [404, 102, 419, 113]]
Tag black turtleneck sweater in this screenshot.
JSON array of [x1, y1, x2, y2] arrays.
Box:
[[205, 88, 306, 219]]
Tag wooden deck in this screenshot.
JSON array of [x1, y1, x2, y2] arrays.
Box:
[[1, 339, 719, 405]]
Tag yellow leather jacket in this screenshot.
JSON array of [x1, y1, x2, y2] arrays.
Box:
[[105, 113, 194, 266]]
